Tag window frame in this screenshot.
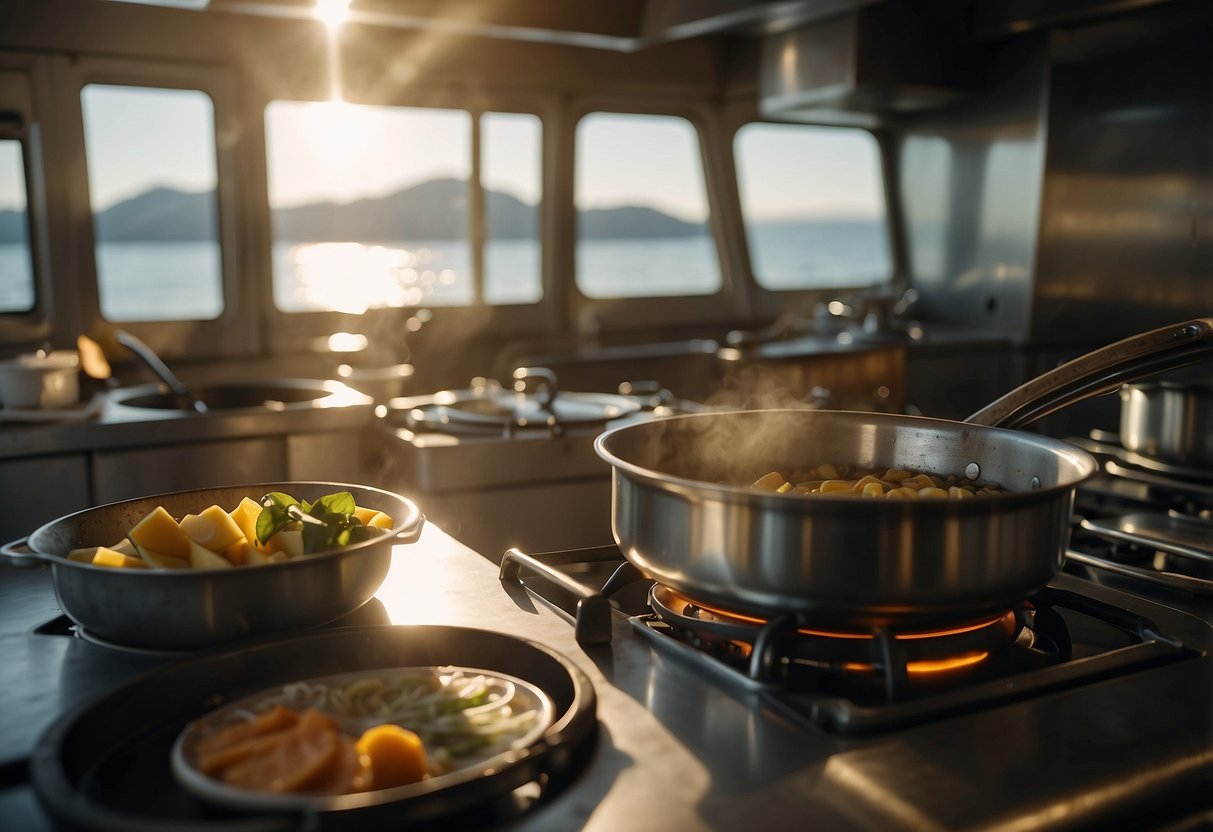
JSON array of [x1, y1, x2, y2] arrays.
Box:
[[61, 56, 255, 360], [0, 58, 56, 347], [252, 87, 560, 357], [721, 100, 905, 324], [566, 97, 741, 332]]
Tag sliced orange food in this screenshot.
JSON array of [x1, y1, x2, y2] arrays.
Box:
[[220, 709, 342, 793], [197, 706, 299, 756], [196, 706, 301, 776], [309, 735, 371, 795]]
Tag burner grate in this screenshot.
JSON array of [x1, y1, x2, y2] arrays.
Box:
[[633, 586, 1190, 734], [500, 544, 1196, 734]]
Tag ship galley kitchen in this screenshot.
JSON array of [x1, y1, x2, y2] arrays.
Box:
[[0, 0, 1211, 829]]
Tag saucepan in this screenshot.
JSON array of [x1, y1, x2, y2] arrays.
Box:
[[1, 482, 424, 649], [1119, 375, 1212, 468], [595, 319, 1213, 628]]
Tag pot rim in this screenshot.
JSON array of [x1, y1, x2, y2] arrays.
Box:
[[23, 480, 423, 571], [595, 408, 1098, 510]]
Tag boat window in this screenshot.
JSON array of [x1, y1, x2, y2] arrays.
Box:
[[81, 84, 223, 322], [574, 113, 719, 298], [265, 101, 482, 312], [735, 123, 890, 291], [0, 139, 34, 314], [483, 111, 542, 305]]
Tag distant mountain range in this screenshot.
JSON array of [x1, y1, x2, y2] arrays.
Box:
[[0, 177, 707, 244]]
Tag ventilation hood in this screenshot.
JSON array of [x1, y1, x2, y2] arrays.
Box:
[[759, 2, 982, 124]]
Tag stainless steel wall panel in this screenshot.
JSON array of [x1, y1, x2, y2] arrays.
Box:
[[1029, 5, 1213, 344], [895, 35, 1050, 342]]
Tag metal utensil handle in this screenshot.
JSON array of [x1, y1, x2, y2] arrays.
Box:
[[499, 547, 613, 645], [0, 536, 44, 568], [966, 318, 1213, 429], [115, 329, 208, 413]]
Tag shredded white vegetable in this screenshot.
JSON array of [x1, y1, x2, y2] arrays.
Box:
[[233, 667, 540, 773]]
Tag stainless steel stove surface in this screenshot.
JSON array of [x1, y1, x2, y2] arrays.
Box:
[[1066, 430, 1213, 598], [2, 522, 1212, 831]]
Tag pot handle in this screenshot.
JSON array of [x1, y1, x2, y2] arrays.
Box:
[[0, 536, 46, 568], [393, 510, 426, 545], [966, 318, 1213, 429]]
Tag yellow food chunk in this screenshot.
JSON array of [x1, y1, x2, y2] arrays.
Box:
[[222, 539, 257, 566], [751, 472, 786, 492], [365, 511, 394, 530], [68, 547, 100, 563], [189, 540, 234, 570], [128, 506, 192, 560], [353, 506, 378, 525], [229, 497, 266, 549], [267, 529, 303, 558], [132, 540, 190, 569], [92, 548, 149, 569], [180, 505, 246, 553], [109, 538, 137, 555], [356, 724, 428, 789]]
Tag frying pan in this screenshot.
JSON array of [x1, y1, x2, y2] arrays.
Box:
[[595, 319, 1213, 628]]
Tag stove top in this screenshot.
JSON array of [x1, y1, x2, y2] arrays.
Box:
[[1066, 430, 1213, 598], [501, 542, 1210, 734], [3, 524, 1211, 831]]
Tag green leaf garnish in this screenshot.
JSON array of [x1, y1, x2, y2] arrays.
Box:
[[257, 490, 368, 554]]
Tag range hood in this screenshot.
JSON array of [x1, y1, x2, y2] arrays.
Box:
[[759, 2, 982, 124]]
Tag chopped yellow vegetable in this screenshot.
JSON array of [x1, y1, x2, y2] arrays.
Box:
[[180, 505, 246, 552], [109, 538, 137, 556], [128, 506, 192, 559], [267, 529, 303, 558], [189, 540, 234, 570], [92, 548, 149, 569], [133, 540, 190, 569], [229, 497, 265, 549], [68, 547, 100, 563], [353, 506, 378, 525], [365, 511, 394, 530]]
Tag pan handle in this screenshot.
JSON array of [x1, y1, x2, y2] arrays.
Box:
[[0, 536, 46, 568], [393, 510, 426, 544], [966, 318, 1213, 429]]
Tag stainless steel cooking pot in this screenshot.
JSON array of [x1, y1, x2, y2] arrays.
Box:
[[1, 482, 423, 649], [1119, 379, 1212, 467], [595, 319, 1213, 628]]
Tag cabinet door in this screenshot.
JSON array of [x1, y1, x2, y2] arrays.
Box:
[[0, 455, 90, 542], [93, 437, 286, 503]]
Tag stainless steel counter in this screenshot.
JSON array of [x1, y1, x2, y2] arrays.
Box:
[[0, 385, 375, 460], [1, 523, 1210, 831]]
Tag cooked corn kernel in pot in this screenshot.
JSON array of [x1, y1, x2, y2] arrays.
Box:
[[749, 464, 1007, 498]]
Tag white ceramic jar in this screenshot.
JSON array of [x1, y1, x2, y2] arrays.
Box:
[[0, 351, 81, 410]]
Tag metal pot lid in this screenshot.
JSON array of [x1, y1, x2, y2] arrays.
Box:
[[394, 369, 640, 435]]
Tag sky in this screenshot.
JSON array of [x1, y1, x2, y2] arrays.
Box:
[[4, 82, 886, 223]]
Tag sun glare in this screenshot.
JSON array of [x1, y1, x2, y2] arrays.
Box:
[[314, 0, 350, 28]]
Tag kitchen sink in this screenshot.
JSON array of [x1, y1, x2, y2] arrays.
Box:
[[108, 378, 371, 413]]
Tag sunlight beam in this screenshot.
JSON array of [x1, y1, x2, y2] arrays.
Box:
[[314, 0, 350, 29]]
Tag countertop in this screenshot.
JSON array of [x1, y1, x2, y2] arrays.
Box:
[[1, 523, 1211, 831], [0, 384, 376, 460]]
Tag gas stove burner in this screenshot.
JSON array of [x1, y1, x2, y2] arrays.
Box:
[[647, 584, 1022, 686], [632, 583, 1191, 734]]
